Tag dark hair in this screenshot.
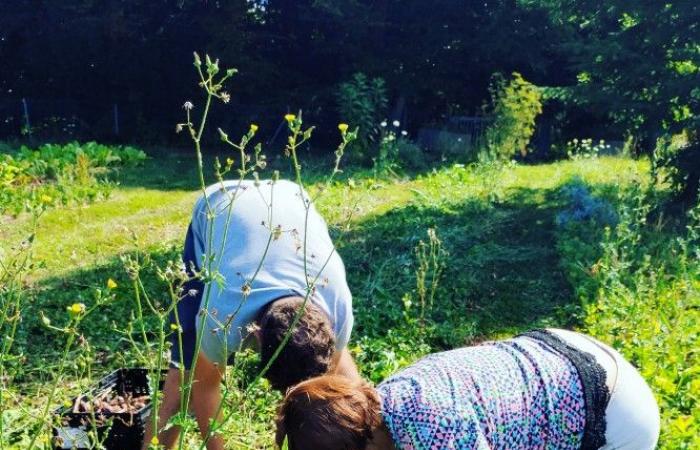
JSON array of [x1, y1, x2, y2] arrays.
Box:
[[276, 375, 382, 450], [258, 296, 336, 391]]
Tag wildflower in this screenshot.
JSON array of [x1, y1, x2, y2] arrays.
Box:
[[40, 194, 52, 204], [107, 278, 118, 289], [380, 120, 387, 128], [250, 123, 259, 133], [338, 123, 349, 134], [67, 303, 86, 317], [284, 113, 296, 123], [226, 158, 234, 166], [175, 123, 183, 133], [183, 101, 194, 111], [150, 436, 160, 446], [188, 288, 199, 297], [401, 130, 408, 136], [220, 92, 231, 103], [392, 120, 400, 127], [170, 324, 181, 332]]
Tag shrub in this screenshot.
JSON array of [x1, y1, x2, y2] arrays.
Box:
[[556, 179, 617, 227], [482, 72, 543, 161], [0, 141, 146, 215], [336, 73, 388, 161], [556, 185, 700, 449]]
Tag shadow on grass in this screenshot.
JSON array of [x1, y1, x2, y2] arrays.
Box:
[[17, 181, 611, 382], [339, 186, 578, 349]]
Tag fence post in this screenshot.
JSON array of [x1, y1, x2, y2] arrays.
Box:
[[21, 98, 31, 137], [113, 103, 120, 136]]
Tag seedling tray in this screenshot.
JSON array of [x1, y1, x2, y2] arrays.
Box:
[[52, 368, 166, 450]]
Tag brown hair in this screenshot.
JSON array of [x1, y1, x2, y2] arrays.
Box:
[[258, 297, 336, 391], [275, 375, 382, 450]]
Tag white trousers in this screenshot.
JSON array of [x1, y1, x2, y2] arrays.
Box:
[[549, 329, 660, 450]]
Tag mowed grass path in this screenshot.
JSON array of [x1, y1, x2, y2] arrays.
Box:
[[5, 153, 647, 355], [3, 151, 651, 448]]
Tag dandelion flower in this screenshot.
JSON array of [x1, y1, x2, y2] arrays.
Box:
[[40, 194, 52, 204], [338, 123, 349, 134], [250, 123, 259, 133], [284, 114, 296, 123], [392, 120, 400, 127], [68, 303, 86, 317], [107, 278, 118, 289]]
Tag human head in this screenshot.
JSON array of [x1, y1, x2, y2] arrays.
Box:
[[275, 374, 382, 450], [258, 296, 336, 391]]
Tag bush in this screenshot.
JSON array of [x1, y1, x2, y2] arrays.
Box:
[[556, 185, 700, 449], [0, 141, 147, 215], [482, 72, 543, 161], [667, 139, 699, 206], [556, 179, 617, 227], [336, 73, 388, 161]]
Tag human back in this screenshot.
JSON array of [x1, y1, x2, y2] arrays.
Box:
[[189, 179, 353, 365], [277, 329, 660, 450]]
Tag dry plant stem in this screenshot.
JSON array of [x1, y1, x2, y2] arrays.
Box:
[[26, 323, 78, 449], [0, 214, 41, 449], [200, 125, 353, 449]]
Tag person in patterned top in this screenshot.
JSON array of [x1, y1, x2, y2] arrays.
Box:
[[276, 328, 659, 450]]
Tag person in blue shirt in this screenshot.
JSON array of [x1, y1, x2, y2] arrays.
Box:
[[143, 179, 359, 450]]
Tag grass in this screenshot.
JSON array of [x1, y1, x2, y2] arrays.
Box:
[[4, 149, 697, 449]]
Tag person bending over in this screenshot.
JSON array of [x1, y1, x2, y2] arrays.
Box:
[[277, 328, 660, 450], [143, 179, 359, 450]]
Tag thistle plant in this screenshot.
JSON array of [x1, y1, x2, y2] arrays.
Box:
[[132, 52, 357, 450]]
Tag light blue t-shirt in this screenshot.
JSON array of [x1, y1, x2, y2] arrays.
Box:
[[190, 179, 353, 365]]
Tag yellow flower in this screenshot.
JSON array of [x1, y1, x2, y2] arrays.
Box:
[[170, 324, 181, 332], [150, 436, 160, 446], [284, 114, 296, 123], [338, 123, 349, 134], [67, 303, 86, 317], [107, 278, 118, 289], [250, 123, 259, 133], [226, 157, 234, 166], [40, 194, 52, 204]]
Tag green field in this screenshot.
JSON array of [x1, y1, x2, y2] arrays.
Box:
[[2, 149, 698, 449]]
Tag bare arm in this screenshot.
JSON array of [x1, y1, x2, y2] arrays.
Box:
[[332, 347, 361, 381]]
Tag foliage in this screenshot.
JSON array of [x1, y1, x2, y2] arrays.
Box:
[[372, 121, 421, 175], [336, 73, 388, 160], [482, 72, 543, 161], [549, 1, 700, 143], [556, 184, 700, 449], [665, 140, 700, 206], [0, 141, 146, 215], [0, 1, 569, 143], [555, 179, 617, 227], [563, 138, 612, 161], [4, 137, 689, 448]]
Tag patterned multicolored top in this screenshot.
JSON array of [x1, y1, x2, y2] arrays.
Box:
[[376, 335, 588, 449]]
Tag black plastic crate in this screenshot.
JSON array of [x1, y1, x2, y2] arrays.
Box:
[[53, 368, 167, 450]]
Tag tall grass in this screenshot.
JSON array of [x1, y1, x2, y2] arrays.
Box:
[[557, 184, 699, 449]]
